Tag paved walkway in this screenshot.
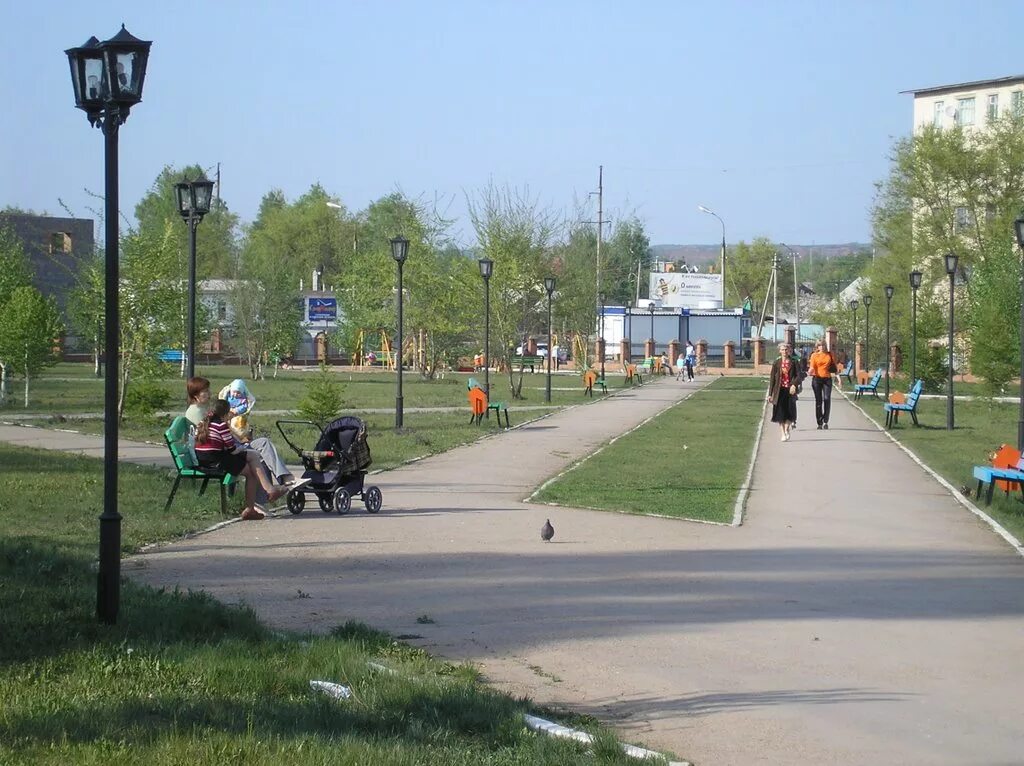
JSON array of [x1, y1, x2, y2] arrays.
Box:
[[4, 380, 1024, 764]]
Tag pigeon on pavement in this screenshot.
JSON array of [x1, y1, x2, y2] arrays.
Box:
[[541, 519, 554, 542]]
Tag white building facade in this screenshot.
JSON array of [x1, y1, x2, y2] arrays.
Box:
[[905, 75, 1024, 133]]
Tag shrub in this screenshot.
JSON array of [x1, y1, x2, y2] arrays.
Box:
[[297, 366, 345, 426], [124, 380, 173, 416]]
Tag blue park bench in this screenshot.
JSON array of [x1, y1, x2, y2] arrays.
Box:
[[883, 379, 923, 428], [973, 450, 1024, 506], [158, 349, 185, 363], [853, 367, 883, 400]]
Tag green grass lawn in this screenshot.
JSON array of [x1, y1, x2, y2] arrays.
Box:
[[535, 377, 765, 523], [1, 364, 602, 415], [854, 393, 1024, 543], [0, 443, 667, 765]]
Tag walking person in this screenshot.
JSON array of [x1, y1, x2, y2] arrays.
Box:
[[768, 343, 799, 441], [684, 340, 695, 381], [807, 340, 837, 430]]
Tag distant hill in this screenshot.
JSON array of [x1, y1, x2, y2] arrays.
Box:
[[650, 243, 870, 267]]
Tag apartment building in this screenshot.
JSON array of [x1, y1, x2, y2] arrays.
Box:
[[903, 74, 1024, 132]]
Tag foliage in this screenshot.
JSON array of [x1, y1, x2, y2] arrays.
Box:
[[600, 216, 651, 306], [0, 225, 33, 403], [917, 344, 951, 393], [728, 237, 786, 317], [296, 365, 346, 426], [0, 286, 63, 406], [123, 379, 173, 416], [967, 240, 1021, 391]]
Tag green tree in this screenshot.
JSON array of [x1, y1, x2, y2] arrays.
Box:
[[601, 216, 651, 306], [728, 237, 778, 319], [0, 226, 32, 403], [0, 287, 63, 406]]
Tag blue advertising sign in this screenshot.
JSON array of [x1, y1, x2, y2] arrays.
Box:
[[308, 297, 337, 322]]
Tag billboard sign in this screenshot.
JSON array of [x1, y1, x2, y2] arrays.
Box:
[[308, 297, 337, 322], [649, 272, 723, 307]]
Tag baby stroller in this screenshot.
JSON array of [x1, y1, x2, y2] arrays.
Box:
[[275, 416, 382, 515]]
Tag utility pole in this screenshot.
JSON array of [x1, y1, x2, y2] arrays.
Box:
[[773, 252, 779, 343], [595, 165, 603, 313], [215, 162, 221, 208]]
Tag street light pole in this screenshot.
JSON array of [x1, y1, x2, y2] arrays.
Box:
[[781, 244, 800, 342], [698, 205, 726, 304], [174, 176, 214, 380], [945, 253, 958, 431], [390, 237, 409, 429], [599, 292, 606, 381], [1014, 219, 1024, 450], [849, 300, 859, 374], [648, 304, 655, 357], [625, 300, 632, 363], [884, 285, 894, 400], [910, 271, 922, 383], [544, 276, 555, 403], [863, 294, 873, 370], [66, 25, 151, 625], [479, 258, 494, 401]]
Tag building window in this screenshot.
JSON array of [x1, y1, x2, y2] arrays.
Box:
[[217, 301, 227, 321], [956, 97, 975, 126], [954, 206, 972, 232], [933, 100, 944, 127], [49, 232, 71, 254], [1013, 91, 1024, 117], [987, 94, 999, 122]]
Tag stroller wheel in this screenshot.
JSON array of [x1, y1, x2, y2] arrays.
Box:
[[317, 492, 333, 513], [364, 485, 382, 513], [286, 490, 306, 515], [333, 487, 351, 515]]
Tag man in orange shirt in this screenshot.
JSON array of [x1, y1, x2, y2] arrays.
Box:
[[807, 340, 837, 430]]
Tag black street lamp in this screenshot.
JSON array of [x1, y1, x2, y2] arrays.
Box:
[[910, 270, 922, 383], [390, 236, 409, 428], [863, 294, 873, 369], [66, 25, 152, 625], [599, 292, 606, 381], [884, 285, 895, 399], [544, 276, 555, 403], [849, 299, 859, 373], [478, 258, 493, 401], [625, 300, 632, 363], [1015, 218, 1024, 450], [648, 303, 655, 357], [945, 252, 958, 430], [174, 176, 214, 380]]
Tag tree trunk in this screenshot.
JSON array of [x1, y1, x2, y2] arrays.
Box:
[[0, 361, 7, 404], [23, 351, 29, 407]]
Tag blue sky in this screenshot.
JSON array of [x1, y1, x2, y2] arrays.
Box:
[[3, 0, 1023, 247]]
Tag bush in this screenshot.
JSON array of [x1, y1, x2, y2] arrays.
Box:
[[297, 366, 345, 426], [917, 345, 950, 393], [124, 380, 173, 416]]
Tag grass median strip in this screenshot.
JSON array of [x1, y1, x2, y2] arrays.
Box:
[[0, 443, 670, 765], [534, 377, 766, 524]]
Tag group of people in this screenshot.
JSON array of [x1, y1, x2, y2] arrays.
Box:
[[768, 340, 840, 441], [184, 376, 307, 520]]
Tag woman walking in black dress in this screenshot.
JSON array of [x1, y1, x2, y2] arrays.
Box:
[[768, 343, 799, 442]]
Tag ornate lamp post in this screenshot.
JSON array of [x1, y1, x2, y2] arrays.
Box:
[[390, 237, 409, 428], [909, 271, 922, 383], [65, 25, 152, 625], [884, 285, 894, 399], [544, 276, 555, 403], [478, 258, 494, 400], [945, 252, 959, 430], [1014, 218, 1024, 450], [849, 299, 859, 373], [174, 176, 214, 379], [625, 300, 632, 363], [599, 292, 606, 381], [863, 294, 873, 369], [648, 303, 655, 357]]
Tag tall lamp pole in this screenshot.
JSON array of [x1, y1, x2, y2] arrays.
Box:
[[599, 292, 606, 381], [648, 303, 655, 357], [698, 205, 726, 304], [479, 258, 493, 401], [1014, 219, 1024, 450], [625, 300, 632, 363], [863, 294, 873, 370], [174, 176, 214, 379], [544, 276, 556, 403], [66, 25, 152, 625], [945, 253, 958, 430], [390, 237, 409, 428], [849, 300, 859, 373], [884, 285, 894, 399], [909, 271, 922, 383]]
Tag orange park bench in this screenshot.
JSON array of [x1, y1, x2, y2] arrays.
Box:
[[583, 369, 607, 397], [973, 445, 1024, 505], [467, 385, 510, 428], [624, 363, 643, 386]]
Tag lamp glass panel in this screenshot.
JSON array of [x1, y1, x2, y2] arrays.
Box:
[[885, 285, 894, 299], [910, 271, 922, 289], [194, 181, 214, 213], [478, 258, 493, 278], [174, 183, 191, 215], [1014, 218, 1024, 249], [945, 253, 958, 274], [544, 277, 555, 293], [863, 295, 872, 306]]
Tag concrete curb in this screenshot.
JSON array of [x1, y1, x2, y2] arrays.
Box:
[[841, 390, 1024, 558], [733, 392, 770, 526], [524, 713, 690, 765]]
